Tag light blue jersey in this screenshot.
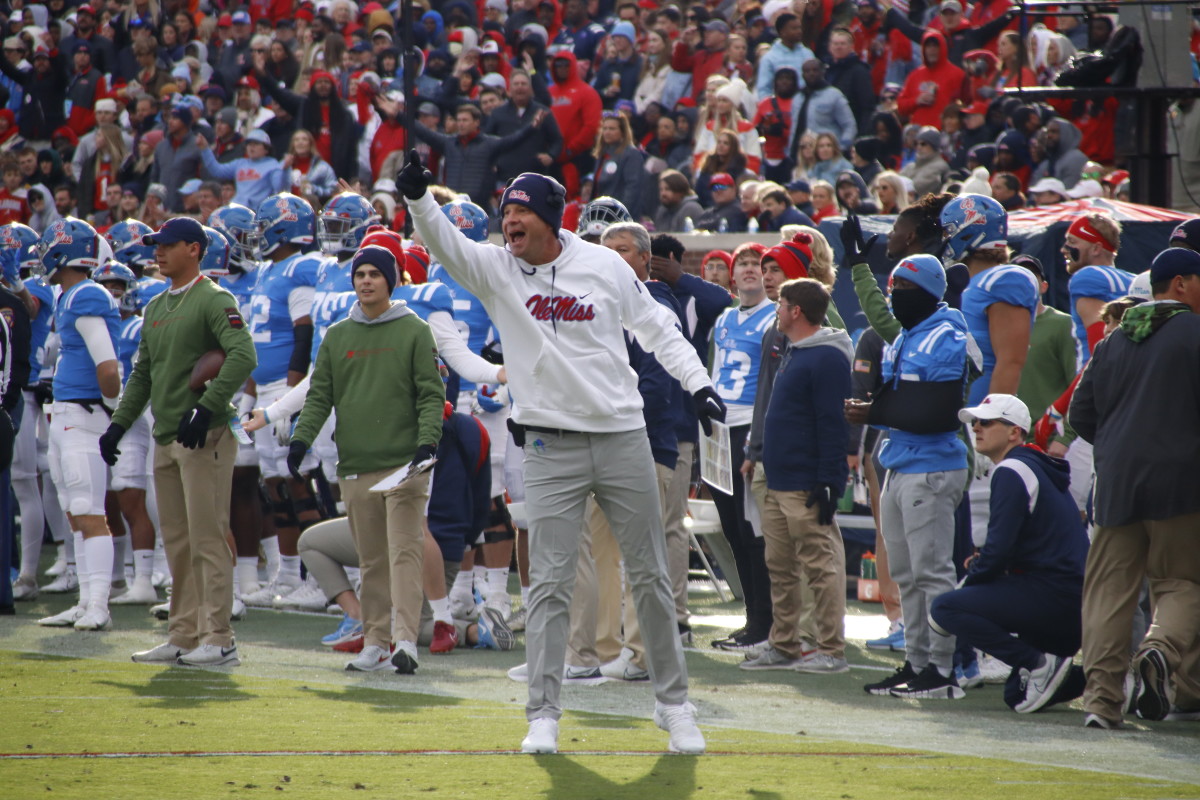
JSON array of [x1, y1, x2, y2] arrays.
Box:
[[309, 257, 354, 363], [429, 261, 496, 392], [26, 277, 54, 380], [137, 276, 168, 306], [248, 252, 321, 384], [219, 270, 258, 316], [961, 265, 1039, 404], [1068, 265, 1134, 364], [392, 280, 454, 322], [711, 300, 777, 409], [53, 280, 121, 401], [116, 315, 143, 386]]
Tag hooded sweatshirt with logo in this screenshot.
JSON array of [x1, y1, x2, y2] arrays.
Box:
[[897, 30, 968, 127], [292, 299, 445, 477], [409, 191, 712, 433]]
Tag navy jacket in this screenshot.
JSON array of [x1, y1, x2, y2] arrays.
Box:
[[627, 280, 682, 469], [965, 445, 1087, 587], [428, 411, 491, 563], [762, 328, 853, 492], [669, 272, 733, 444]]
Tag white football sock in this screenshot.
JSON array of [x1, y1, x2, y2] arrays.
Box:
[[429, 596, 452, 624], [84, 536, 114, 609]]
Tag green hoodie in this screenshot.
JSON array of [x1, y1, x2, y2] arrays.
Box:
[[293, 300, 444, 477]]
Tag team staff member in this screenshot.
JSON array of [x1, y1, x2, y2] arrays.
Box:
[[102, 216, 257, 667], [402, 151, 722, 756], [35, 218, 122, 633], [289, 245, 445, 676]]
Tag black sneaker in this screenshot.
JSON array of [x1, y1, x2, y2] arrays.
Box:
[[678, 621, 693, 647], [713, 629, 768, 652], [865, 661, 918, 696], [890, 664, 965, 699], [1135, 647, 1173, 721], [711, 626, 747, 649]]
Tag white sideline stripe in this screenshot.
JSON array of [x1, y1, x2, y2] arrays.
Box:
[[0, 749, 933, 760]]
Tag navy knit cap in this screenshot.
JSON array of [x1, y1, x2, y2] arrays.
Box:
[[500, 173, 566, 234], [352, 244, 399, 293]]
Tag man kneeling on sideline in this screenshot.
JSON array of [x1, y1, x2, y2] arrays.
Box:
[[930, 394, 1089, 714]]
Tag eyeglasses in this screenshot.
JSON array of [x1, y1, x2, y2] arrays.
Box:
[[971, 418, 1012, 428]]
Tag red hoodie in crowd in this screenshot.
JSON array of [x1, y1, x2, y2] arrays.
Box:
[[897, 30, 969, 127], [548, 50, 602, 164]]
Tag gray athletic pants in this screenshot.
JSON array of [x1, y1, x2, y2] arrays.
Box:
[[880, 468, 967, 674], [522, 427, 688, 721]]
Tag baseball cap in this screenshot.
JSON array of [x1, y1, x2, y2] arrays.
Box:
[[786, 179, 811, 194], [218, 13, 233, 27], [179, 178, 203, 195], [417, 101, 441, 117], [710, 173, 735, 190], [703, 19, 730, 34], [143, 216, 207, 248], [958, 393, 1032, 431], [1028, 177, 1067, 196], [611, 21, 636, 42], [941, 0, 963, 13], [231, 10, 251, 24], [1169, 217, 1200, 252], [1149, 247, 1200, 285], [1066, 179, 1103, 199], [72, 41, 91, 55], [77, 4, 98, 16], [245, 129, 271, 146]]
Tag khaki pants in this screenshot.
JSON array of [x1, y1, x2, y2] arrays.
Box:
[[341, 468, 430, 649], [1082, 511, 1200, 720], [155, 425, 236, 649], [761, 488, 846, 659], [662, 442, 695, 622], [752, 464, 816, 643]]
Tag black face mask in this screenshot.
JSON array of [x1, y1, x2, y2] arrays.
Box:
[[891, 288, 940, 330]]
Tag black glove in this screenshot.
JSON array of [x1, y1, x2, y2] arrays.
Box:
[[175, 404, 213, 449], [287, 440, 309, 481], [838, 213, 879, 270], [411, 442, 437, 467], [99, 422, 126, 467], [693, 386, 727, 437], [31, 379, 53, 406], [806, 484, 838, 527], [396, 149, 432, 200]]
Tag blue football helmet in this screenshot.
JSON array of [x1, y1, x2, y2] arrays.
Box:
[[440, 199, 489, 242], [939, 194, 1007, 264], [256, 192, 315, 257], [576, 196, 632, 239], [106, 219, 156, 273], [93, 259, 141, 313], [200, 226, 232, 278], [209, 203, 259, 273], [37, 217, 104, 280], [0, 222, 41, 282], [318, 192, 380, 256]]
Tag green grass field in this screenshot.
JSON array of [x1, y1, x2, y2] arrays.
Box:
[[3, 580, 1199, 799]]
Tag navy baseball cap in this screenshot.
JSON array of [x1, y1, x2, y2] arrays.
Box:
[[144, 217, 207, 248], [786, 179, 811, 193], [1150, 247, 1200, 284]]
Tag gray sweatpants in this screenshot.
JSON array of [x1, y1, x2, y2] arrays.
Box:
[[522, 427, 688, 720], [880, 469, 967, 674]]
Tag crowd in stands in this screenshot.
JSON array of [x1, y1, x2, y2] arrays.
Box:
[[1, 0, 1198, 748], [0, 0, 1146, 239]]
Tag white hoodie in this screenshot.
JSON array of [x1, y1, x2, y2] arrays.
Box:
[[411, 192, 712, 432]]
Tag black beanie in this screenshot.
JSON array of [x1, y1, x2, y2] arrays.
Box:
[[500, 173, 566, 233], [352, 245, 399, 294]]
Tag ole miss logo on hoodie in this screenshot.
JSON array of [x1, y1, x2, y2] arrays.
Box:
[[525, 293, 596, 322]]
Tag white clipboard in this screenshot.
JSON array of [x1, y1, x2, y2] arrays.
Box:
[[369, 457, 437, 492], [699, 419, 733, 496]]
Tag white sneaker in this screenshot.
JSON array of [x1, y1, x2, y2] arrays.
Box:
[[151, 570, 172, 589], [521, 718, 559, 754], [600, 648, 650, 681], [42, 568, 78, 593], [391, 640, 419, 674], [110, 579, 159, 605], [507, 662, 529, 682], [241, 576, 300, 608], [149, 601, 171, 620], [273, 576, 328, 612], [38, 604, 85, 627], [45, 554, 68, 577], [73, 605, 111, 631], [346, 644, 393, 672], [178, 642, 240, 667], [484, 593, 512, 618], [506, 605, 527, 632], [564, 664, 609, 686], [654, 701, 705, 754], [132, 642, 191, 663], [978, 652, 1012, 684], [12, 575, 39, 601], [231, 596, 247, 621]]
